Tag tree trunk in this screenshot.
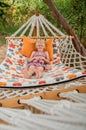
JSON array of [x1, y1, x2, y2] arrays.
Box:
[[43, 0, 86, 56]]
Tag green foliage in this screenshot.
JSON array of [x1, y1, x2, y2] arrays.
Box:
[[53, 0, 86, 47], [0, 0, 86, 47]]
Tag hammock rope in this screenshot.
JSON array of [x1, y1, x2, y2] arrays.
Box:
[[59, 91, 86, 103], [12, 14, 65, 36], [40, 15, 56, 36], [12, 16, 33, 36], [41, 15, 64, 35], [28, 16, 37, 36], [19, 97, 86, 118], [0, 125, 24, 130], [0, 80, 84, 100], [59, 37, 86, 70], [39, 17, 48, 36], [0, 13, 86, 130], [0, 107, 86, 130]]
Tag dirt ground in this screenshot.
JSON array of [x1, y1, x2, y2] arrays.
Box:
[[0, 44, 7, 63]]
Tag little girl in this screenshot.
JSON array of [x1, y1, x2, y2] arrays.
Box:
[[22, 39, 50, 79]]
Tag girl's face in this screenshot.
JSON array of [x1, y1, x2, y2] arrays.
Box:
[[36, 40, 45, 52], [36, 44, 45, 52]]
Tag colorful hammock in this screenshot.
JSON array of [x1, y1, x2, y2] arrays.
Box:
[[0, 91, 86, 130], [0, 36, 86, 88], [0, 13, 86, 130]]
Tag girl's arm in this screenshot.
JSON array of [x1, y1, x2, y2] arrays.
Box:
[[43, 51, 50, 64], [28, 51, 35, 62]]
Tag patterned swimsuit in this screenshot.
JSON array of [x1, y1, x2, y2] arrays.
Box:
[[28, 52, 47, 69]]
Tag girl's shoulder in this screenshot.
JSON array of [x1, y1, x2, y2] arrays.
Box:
[[31, 51, 38, 56], [32, 51, 36, 54], [44, 51, 49, 55]]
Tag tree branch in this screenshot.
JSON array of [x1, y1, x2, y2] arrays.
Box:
[[43, 0, 86, 56]]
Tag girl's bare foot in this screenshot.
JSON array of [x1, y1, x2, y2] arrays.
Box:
[[37, 73, 42, 79], [35, 70, 42, 79], [21, 68, 30, 79]]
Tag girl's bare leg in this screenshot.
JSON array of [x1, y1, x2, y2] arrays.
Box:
[[35, 66, 44, 79], [27, 65, 35, 78], [21, 68, 29, 78], [22, 65, 35, 79]]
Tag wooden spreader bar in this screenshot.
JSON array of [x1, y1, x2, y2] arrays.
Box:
[[6, 36, 74, 39]]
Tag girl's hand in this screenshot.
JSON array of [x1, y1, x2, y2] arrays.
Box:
[[34, 56, 39, 60], [39, 56, 45, 60]]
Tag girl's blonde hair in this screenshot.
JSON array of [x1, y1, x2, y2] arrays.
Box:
[[36, 39, 45, 48]]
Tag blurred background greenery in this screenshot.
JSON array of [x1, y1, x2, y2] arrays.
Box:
[[0, 0, 86, 47]]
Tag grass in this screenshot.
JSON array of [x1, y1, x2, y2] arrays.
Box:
[[0, 35, 6, 46]]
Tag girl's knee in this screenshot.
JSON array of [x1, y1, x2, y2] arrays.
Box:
[[38, 67, 44, 72], [29, 65, 35, 70], [21, 68, 27, 73], [28, 65, 35, 74]]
